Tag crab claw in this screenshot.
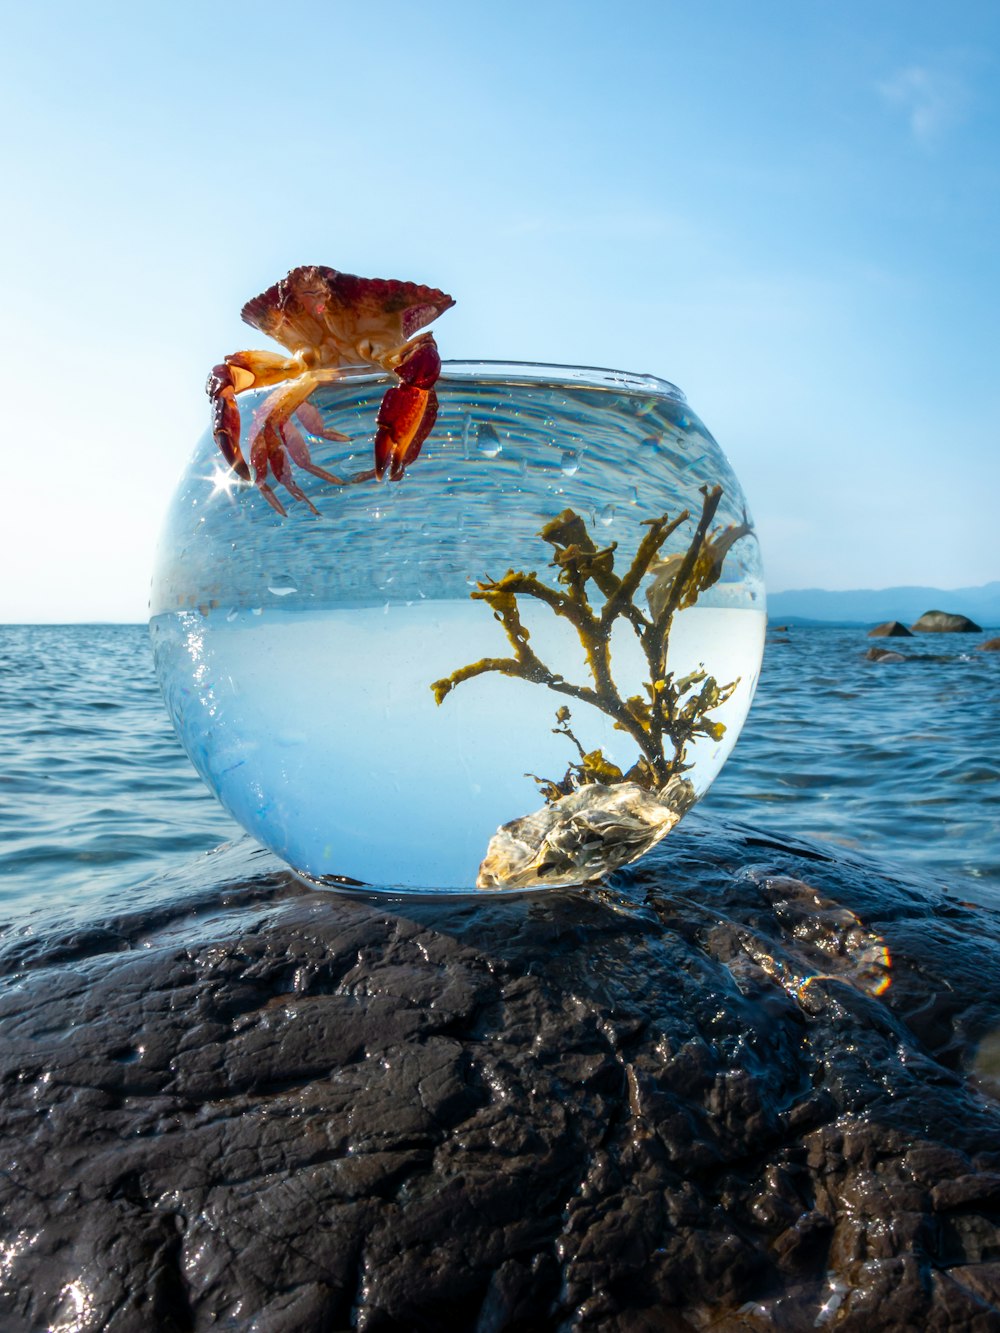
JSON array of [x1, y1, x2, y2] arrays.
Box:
[[374, 333, 443, 481], [207, 363, 251, 479], [207, 349, 301, 482], [374, 386, 439, 481]]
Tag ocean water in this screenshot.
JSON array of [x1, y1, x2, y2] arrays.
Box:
[[1, 623, 998, 919]]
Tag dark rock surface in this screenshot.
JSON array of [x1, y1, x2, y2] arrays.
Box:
[[911, 610, 984, 633], [864, 647, 907, 664], [2, 820, 1000, 1332], [976, 637, 1000, 652], [867, 621, 913, 638]]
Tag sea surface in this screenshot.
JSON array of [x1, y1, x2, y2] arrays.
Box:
[[1, 623, 998, 920]]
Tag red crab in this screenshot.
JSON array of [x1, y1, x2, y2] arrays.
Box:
[[206, 265, 455, 515]]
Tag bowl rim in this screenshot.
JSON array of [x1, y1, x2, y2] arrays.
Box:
[[318, 359, 687, 402], [440, 360, 686, 401]]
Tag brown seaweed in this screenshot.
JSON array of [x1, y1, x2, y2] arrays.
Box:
[[431, 485, 749, 799]]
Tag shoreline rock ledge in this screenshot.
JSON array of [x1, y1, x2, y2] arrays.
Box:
[[1, 821, 999, 1332]]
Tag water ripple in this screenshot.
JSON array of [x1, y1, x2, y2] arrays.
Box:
[[705, 627, 1000, 907], [0, 625, 240, 917]]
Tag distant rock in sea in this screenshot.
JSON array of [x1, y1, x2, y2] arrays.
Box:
[[865, 646, 907, 663], [975, 637, 1000, 652], [1, 826, 999, 1330], [868, 620, 913, 638], [911, 610, 983, 633]]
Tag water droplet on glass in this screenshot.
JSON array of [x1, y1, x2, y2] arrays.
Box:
[[462, 415, 473, 460], [267, 582, 297, 597], [477, 422, 502, 457], [226, 608, 238, 622], [561, 450, 580, 475], [251, 607, 263, 617], [599, 504, 615, 527], [629, 487, 640, 505]]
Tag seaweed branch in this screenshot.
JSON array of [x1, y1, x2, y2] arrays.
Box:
[[430, 485, 750, 797]]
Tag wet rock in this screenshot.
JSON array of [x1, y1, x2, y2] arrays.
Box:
[[868, 621, 913, 638], [976, 637, 1000, 652], [911, 609, 984, 633], [1, 821, 999, 1332], [864, 646, 907, 663]]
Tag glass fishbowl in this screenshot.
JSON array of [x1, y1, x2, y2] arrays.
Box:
[[150, 362, 765, 893]]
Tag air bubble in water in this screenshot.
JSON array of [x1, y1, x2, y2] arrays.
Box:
[[599, 504, 615, 526], [560, 450, 580, 475]]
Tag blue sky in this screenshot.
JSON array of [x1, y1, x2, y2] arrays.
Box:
[[1, 1, 997, 621]]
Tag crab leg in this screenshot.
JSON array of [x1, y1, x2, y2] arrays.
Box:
[[251, 420, 329, 517], [249, 423, 299, 517], [284, 418, 349, 487], [295, 399, 350, 445], [248, 374, 359, 513]]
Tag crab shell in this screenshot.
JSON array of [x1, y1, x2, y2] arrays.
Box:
[[240, 265, 455, 372]]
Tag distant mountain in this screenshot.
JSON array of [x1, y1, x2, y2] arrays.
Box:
[[766, 581, 1000, 628]]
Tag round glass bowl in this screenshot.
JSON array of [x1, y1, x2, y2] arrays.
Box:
[[150, 362, 765, 893]]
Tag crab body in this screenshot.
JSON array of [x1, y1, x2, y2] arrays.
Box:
[[207, 266, 454, 514]]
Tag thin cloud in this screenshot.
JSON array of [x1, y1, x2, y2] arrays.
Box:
[[877, 65, 969, 146]]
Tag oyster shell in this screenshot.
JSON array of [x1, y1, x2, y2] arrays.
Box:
[[477, 778, 696, 891]]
